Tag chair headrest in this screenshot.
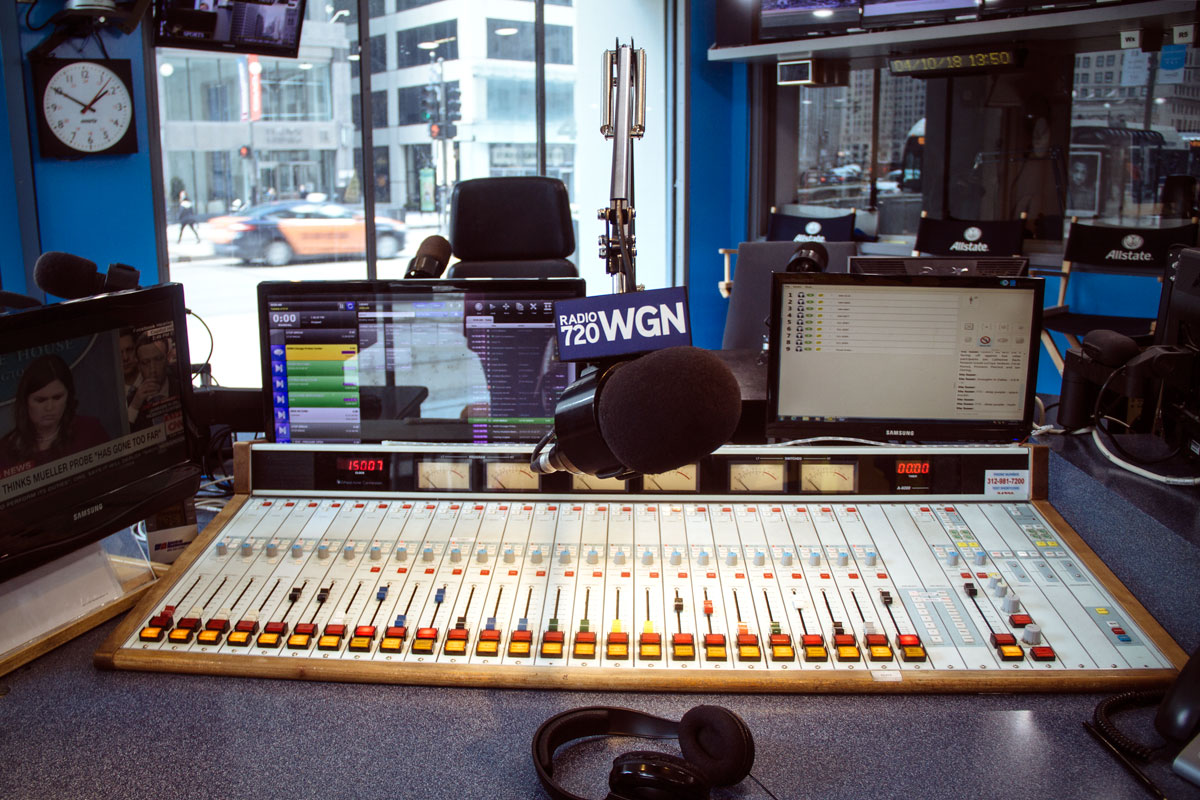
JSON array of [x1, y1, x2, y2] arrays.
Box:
[[450, 177, 575, 261]]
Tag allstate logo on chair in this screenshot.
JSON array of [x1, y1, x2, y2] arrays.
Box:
[[1106, 234, 1151, 261], [949, 226, 988, 252], [793, 221, 825, 242], [555, 286, 691, 361]]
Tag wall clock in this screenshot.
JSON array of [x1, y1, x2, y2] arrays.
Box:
[[31, 57, 138, 158]]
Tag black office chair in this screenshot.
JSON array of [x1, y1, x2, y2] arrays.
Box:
[[765, 209, 856, 243], [445, 176, 578, 277], [1033, 218, 1198, 374], [913, 211, 1026, 258], [720, 240, 859, 350]]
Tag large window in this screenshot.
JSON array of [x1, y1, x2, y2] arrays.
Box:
[[486, 19, 572, 64], [775, 43, 1200, 241], [159, 1, 669, 389]]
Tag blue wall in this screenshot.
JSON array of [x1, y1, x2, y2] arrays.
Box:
[[685, 0, 749, 350], [6, 3, 161, 298]]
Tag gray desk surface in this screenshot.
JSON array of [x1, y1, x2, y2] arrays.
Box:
[[1, 450, 1198, 800]]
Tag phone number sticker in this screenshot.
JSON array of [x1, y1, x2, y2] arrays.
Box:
[[984, 470, 1029, 498]]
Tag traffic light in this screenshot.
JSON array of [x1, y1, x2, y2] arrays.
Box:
[[420, 85, 439, 122], [444, 82, 461, 121], [429, 122, 441, 140], [238, 144, 252, 158], [442, 122, 457, 140]]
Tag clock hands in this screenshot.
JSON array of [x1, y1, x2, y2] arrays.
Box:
[[80, 78, 113, 114], [52, 86, 91, 110]]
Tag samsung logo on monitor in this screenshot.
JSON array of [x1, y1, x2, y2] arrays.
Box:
[[885, 429, 916, 437], [73, 503, 104, 521]]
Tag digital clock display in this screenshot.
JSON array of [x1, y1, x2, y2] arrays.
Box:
[[894, 458, 933, 492], [337, 457, 385, 472], [888, 48, 1022, 77]]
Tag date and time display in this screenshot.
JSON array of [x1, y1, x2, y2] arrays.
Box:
[[888, 48, 1022, 77]]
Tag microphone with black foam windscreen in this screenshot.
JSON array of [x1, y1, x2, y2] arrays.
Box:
[[784, 241, 828, 274], [404, 234, 452, 279], [1058, 329, 1142, 430], [530, 346, 742, 478], [34, 251, 141, 299]]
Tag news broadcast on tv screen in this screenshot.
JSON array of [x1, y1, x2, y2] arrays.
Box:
[[0, 325, 185, 509], [0, 286, 194, 580]]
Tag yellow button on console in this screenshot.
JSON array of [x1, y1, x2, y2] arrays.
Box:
[[836, 645, 861, 662], [197, 630, 222, 645], [869, 645, 894, 662], [804, 645, 829, 662]]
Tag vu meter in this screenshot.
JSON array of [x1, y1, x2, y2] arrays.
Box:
[[642, 464, 698, 492], [729, 462, 786, 492], [800, 462, 856, 493], [417, 460, 471, 490], [572, 474, 627, 491], [485, 462, 540, 491]]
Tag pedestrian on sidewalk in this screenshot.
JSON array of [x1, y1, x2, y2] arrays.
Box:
[[177, 190, 200, 243]]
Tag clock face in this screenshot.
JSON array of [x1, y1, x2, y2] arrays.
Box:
[[37, 59, 137, 157]]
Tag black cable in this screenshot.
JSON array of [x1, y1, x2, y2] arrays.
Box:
[[25, 0, 53, 30], [530, 426, 555, 465], [186, 308, 215, 378], [1091, 690, 1167, 762], [1092, 365, 1183, 465]]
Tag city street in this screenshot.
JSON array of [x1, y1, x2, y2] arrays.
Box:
[[166, 220, 438, 390]]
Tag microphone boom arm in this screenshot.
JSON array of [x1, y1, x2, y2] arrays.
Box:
[[600, 43, 645, 295]]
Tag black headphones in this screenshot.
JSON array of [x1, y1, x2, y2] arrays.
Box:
[[532, 705, 756, 800]]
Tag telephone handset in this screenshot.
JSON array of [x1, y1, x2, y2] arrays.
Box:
[[1088, 644, 1200, 792], [1156, 644, 1200, 745]]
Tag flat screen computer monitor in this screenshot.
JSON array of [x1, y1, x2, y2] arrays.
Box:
[[766, 272, 1043, 443], [849, 256, 1029, 276], [258, 278, 587, 445], [0, 284, 200, 583]]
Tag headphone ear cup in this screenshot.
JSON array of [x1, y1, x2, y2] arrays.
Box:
[[608, 750, 711, 800], [677, 705, 755, 787]]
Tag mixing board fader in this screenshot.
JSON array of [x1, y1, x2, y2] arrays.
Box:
[[99, 444, 1186, 692]]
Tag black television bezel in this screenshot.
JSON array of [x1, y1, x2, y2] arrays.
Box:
[[765, 271, 1044, 444], [758, 0, 863, 38], [153, 0, 308, 60], [257, 277, 588, 445], [0, 284, 201, 584], [861, 0, 979, 28]]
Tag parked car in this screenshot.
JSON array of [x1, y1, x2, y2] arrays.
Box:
[[206, 201, 406, 266]]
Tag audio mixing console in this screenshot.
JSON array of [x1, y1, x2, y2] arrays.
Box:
[[96, 444, 1186, 692]]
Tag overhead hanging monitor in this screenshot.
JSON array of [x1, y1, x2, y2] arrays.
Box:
[[862, 0, 978, 27], [760, 0, 862, 37], [154, 0, 308, 59], [766, 272, 1043, 443], [258, 278, 587, 445], [0, 284, 201, 583]]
